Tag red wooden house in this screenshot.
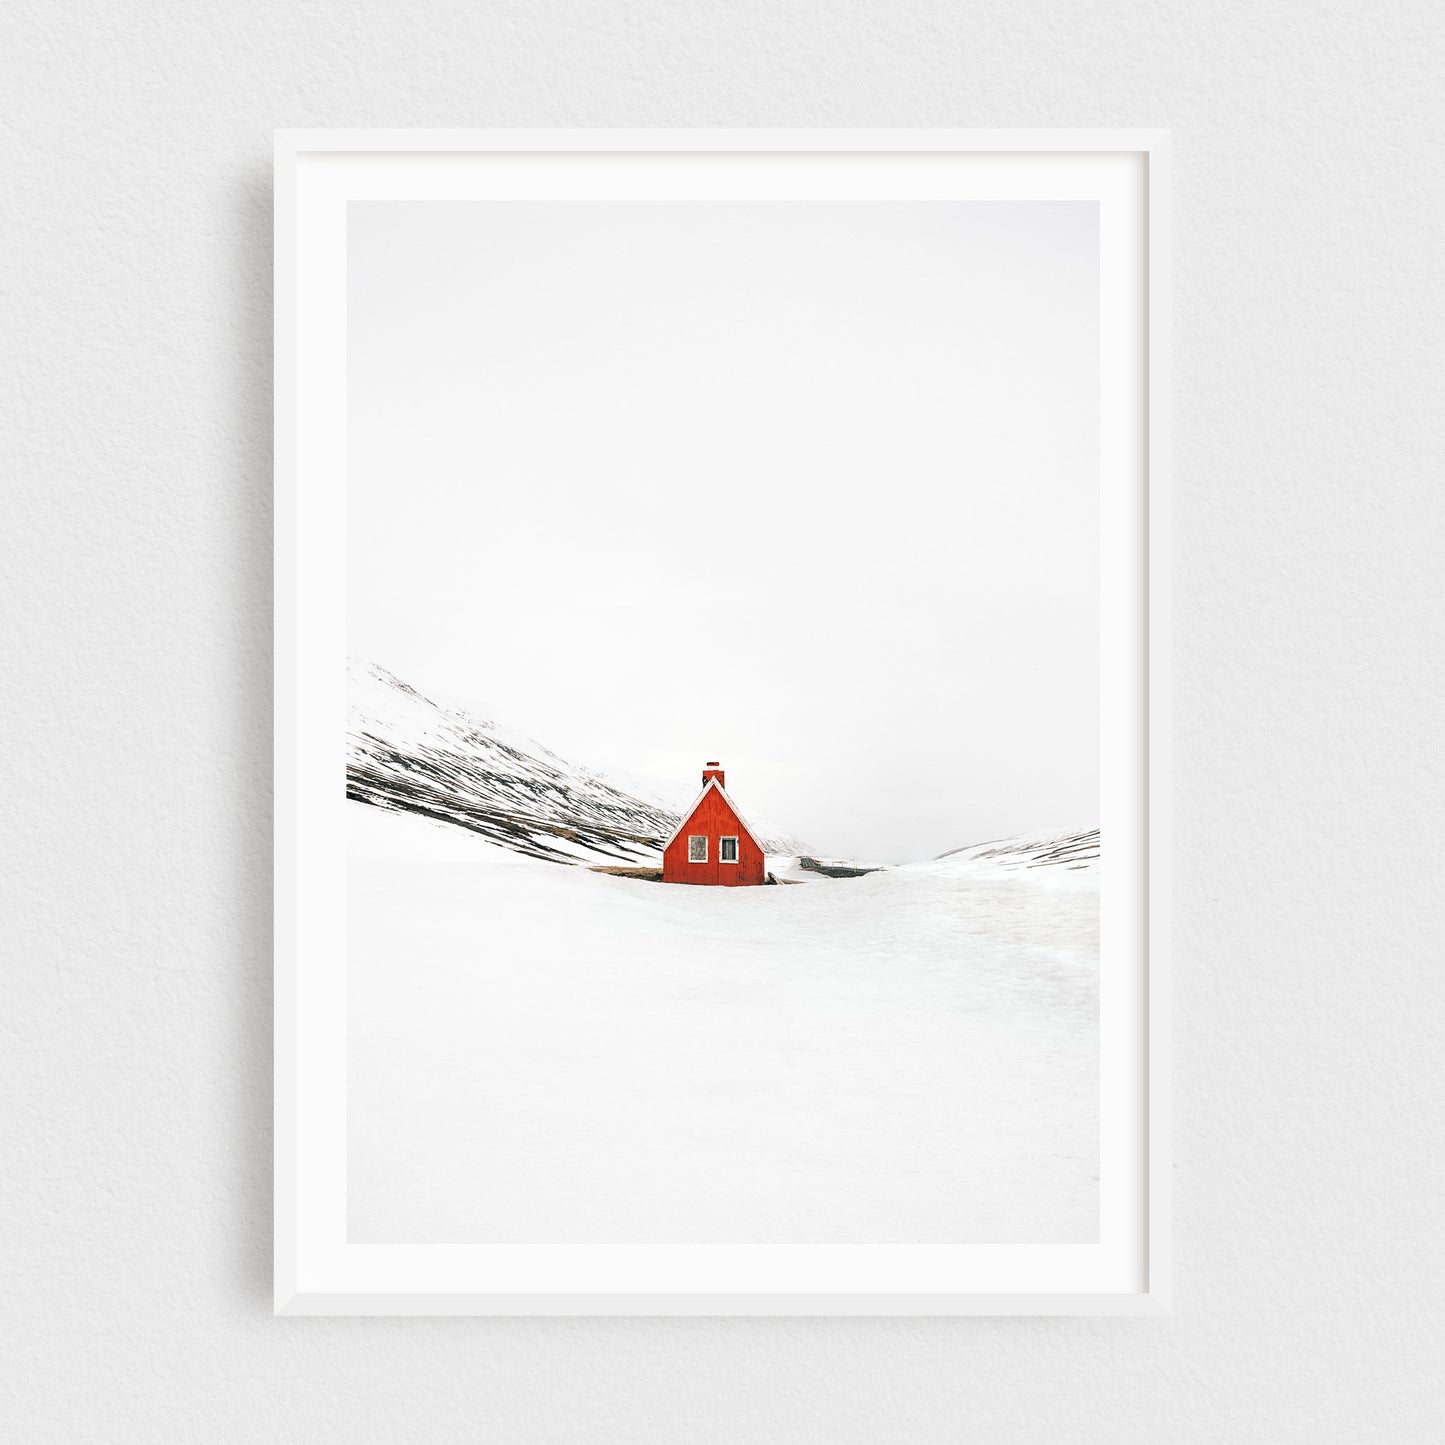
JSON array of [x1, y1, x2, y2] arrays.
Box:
[[661, 762, 766, 886]]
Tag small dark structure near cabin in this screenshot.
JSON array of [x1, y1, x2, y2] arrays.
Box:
[[796, 856, 881, 879]]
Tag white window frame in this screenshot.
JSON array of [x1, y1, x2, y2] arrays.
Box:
[[719, 836, 739, 864], [687, 834, 708, 863]]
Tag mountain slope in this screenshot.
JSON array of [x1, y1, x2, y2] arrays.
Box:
[[347, 661, 800, 864], [933, 827, 1100, 872]]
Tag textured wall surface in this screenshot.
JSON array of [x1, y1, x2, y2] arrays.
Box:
[[3, 1, 1443, 1439]]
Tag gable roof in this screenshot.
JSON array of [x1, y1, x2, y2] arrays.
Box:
[[660, 776, 765, 852]]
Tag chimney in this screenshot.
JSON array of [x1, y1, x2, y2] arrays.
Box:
[[702, 760, 725, 788]]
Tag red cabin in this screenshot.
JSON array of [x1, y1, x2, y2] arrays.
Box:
[[661, 762, 767, 886]]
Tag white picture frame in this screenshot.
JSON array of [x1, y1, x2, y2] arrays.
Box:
[[275, 128, 1171, 1315]]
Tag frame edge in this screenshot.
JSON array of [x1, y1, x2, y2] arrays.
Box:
[[1145, 128, 1173, 1315]]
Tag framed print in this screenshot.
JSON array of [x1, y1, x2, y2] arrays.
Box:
[[275, 129, 1170, 1314]]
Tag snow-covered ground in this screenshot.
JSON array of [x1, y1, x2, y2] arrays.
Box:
[[348, 804, 1099, 1245]]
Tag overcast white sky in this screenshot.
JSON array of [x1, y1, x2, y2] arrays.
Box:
[[348, 200, 1098, 863]]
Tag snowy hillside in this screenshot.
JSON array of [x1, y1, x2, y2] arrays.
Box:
[[934, 827, 1099, 873], [348, 659, 800, 863]]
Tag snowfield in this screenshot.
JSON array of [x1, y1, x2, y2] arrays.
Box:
[[348, 804, 1099, 1245]]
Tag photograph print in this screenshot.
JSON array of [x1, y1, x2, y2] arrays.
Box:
[[345, 196, 1103, 1247]]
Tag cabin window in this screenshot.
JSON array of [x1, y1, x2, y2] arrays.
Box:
[[719, 836, 739, 863], [688, 835, 708, 863]]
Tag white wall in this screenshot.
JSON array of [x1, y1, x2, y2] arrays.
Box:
[[3, 1, 1442, 1439]]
